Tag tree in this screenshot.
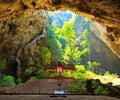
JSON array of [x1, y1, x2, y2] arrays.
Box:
[[87, 61, 101, 72], [80, 29, 90, 61], [55, 18, 82, 64], [46, 22, 63, 62]]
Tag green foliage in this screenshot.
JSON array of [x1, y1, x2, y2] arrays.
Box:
[[76, 71, 96, 80], [25, 58, 36, 75], [75, 65, 96, 79], [87, 61, 101, 72], [25, 57, 44, 79], [75, 65, 86, 73], [46, 11, 92, 65], [28, 58, 34, 67], [104, 71, 119, 78], [16, 78, 22, 84], [38, 47, 51, 65], [68, 79, 87, 94], [0, 74, 15, 87], [47, 71, 55, 77], [80, 40, 88, 48], [64, 71, 72, 77], [81, 48, 90, 56], [27, 76, 37, 83], [25, 67, 35, 75], [46, 23, 63, 62], [55, 19, 82, 64], [95, 85, 109, 94], [69, 79, 109, 94], [55, 22, 75, 40], [3, 75, 15, 86], [0, 74, 7, 87], [81, 29, 89, 39], [84, 17, 90, 23], [35, 67, 44, 79], [0, 58, 7, 69], [51, 22, 58, 31]]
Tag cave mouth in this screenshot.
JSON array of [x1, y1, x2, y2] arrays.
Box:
[[45, 10, 120, 84], [0, 9, 120, 95]]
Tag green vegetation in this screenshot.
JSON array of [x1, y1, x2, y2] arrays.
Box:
[[68, 79, 110, 94], [27, 76, 37, 83], [0, 10, 119, 91], [68, 79, 87, 94], [104, 71, 119, 78], [94, 85, 109, 94], [24, 57, 44, 81], [64, 71, 73, 77], [0, 74, 15, 87], [0, 58, 7, 69], [23, 11, 119, 88], [47, 71, 55, 77]]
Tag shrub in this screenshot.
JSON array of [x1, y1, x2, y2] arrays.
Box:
[[68, 79, 87, 94], [27, 76, 37, 83], [0, 75, 15, 87], [25, 67, 36, 75], [95, 85, 109, 94], [76, 65, 86, 73], [3, 75, 15, 86], [16, 78, 22, 84], [47, 71, 55, 77]]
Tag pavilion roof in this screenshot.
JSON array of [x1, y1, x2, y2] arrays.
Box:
[[44, 62, 75, 70]]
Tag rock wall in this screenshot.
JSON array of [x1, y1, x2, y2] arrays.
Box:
[[0, 0, 120, 58], [90, 30, 120, 75], [0, 10, 48, 79]]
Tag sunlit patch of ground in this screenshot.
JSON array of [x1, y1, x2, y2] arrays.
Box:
[[75, 70, 120, 86], [94, 75, 120, 86]]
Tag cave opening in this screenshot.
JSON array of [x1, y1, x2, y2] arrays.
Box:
[[0, 9, 120, 96]]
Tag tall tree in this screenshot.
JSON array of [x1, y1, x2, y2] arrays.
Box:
[[55, 14, 82, 64], [46, 22, 63, 62], [80, 29, 90, 61]]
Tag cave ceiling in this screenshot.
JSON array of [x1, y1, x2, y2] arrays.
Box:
[[0, 0, 120, 58]]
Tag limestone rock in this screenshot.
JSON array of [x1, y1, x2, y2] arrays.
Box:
[[0, 0, 120, 58]]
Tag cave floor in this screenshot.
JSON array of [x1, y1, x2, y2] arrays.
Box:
[[0, 95, 120, 100], [0, 79, 120, 100], [4, 79, 76, 94]]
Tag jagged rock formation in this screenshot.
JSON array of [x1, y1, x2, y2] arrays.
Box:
[[0, 10, 48, 79], [0, 0, 120, 58]]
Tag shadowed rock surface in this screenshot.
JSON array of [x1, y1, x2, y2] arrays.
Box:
[[0, 0, 120, 58]]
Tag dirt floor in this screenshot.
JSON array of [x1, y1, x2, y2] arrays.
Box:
[[0, 79, 120, 100], [0, 95, 120, 100], [4, 79, 76, 94]]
